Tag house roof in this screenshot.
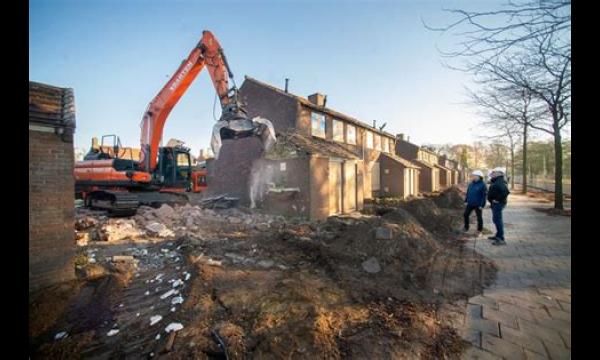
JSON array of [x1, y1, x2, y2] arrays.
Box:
[[29, 81, 76, 128], [264, 131, 359, 160], [412, 159, 436, 169], [380, 153, 420, 169], [243, 76, 397, 139], [434, 163, 453, 172], [419, 146, 439, 157]]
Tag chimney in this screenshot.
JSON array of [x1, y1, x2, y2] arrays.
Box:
[[308, 93, 326, 107], [323, 95, 327, 107], [372, 120, 377, 128], [285, 78, 289, 93], [396, 133, 405, 141]]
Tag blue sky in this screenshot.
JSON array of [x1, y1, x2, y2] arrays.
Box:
[[30, 0, 496, 154]]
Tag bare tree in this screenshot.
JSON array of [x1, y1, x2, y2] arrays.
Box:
[[478, 121, 521, 190], [468, 84, 538, 193], [426, 0, 570, 209]]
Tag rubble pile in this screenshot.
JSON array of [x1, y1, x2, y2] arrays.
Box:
[[34, 189, 496, 359], [75, 203, 287, 247]]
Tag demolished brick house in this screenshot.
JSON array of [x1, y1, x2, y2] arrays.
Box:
[[395, 135, 441, 193], [207, 76, 418, 219], [29, 81, 77, 292], [251, 132, 361, 219]]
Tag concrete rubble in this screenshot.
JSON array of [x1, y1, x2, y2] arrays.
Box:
[[32, 187, 497, 359], [75, 203, 285, 247]]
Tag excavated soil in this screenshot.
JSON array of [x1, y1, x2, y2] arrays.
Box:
[[30, 187, 496, 359]]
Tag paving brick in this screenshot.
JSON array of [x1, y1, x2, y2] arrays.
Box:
[[462, 329, 482, 347], [499, 325, 548, 356], [510, 295, 548, 313], [481, 333, 527, 360], [482, 307, 518, 329], [559, 332, 570, 349], [467, 318, 500, 337], [546, 307, 570, 322], [466, 303, 483, 320], [524, 349, 549, 360], [461, 346, 503, 360], [533, 317, 570, 336], [461, 195, 570, 360], [517, 318, 565, 346], [498, 302, 537, 322], [542, 340, 570, 360], [469, 295, 499, 311]]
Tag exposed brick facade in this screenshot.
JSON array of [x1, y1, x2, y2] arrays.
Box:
[[377, 153, 420, 198], [29, 81, 76, 292]]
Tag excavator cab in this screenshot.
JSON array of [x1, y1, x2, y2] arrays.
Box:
[[155, 146, 192, 190]]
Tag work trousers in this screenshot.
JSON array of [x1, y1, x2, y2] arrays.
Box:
[[463, 205, 483, 232], [492, 202, 506, 240]]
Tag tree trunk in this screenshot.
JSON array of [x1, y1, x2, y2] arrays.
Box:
[[521, 124, 528, 193], [553, 123, 564, 210], [510, 146, 515, 190]]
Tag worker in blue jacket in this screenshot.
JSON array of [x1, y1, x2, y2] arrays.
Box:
[[463, 170, 487, 236]]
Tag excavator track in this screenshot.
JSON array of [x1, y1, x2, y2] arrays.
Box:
[[86, 191, 139, 217], [85, 190, 190, 216]]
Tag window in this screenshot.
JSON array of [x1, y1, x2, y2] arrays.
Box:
[[333, 119, 344, 142], [366, 131, 373, 149], [373, 134, 380, 151], [381, 138, 388, 153], [311, 112, 326, 138], [346, 125, 356, 145]]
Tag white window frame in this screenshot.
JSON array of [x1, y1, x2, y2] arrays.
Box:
[[346, 124, 357, 145], [332, 119, 344, 142], [311, 112, 326, 138], [366, 131, 373, 149]]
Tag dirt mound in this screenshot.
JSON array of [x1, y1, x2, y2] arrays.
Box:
[[397, 198, 460, 236], [433, 186, 465, 209]]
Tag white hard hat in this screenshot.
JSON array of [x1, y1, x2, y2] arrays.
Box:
[[490, 167, 506, 178], [471, 170, 484, 177]]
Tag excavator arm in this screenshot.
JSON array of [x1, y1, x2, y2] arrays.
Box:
[[139, 30, 275, 172]]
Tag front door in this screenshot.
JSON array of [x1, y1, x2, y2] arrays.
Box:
[[343, 161, 357, 212], [329, 161, 343, 215], [371, 161, 380, 195]]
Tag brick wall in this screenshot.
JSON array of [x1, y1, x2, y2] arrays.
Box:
[[204, 136, 264, 205], [29, 82, 76, 292], [253, 157, 311, 218], [239, 80, 299, 133], [379, 155, 407, 197]]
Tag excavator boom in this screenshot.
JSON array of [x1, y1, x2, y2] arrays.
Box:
[[140, 30, 275, 172]]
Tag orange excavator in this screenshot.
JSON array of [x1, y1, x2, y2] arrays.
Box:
[[75, 30, 275, 215]]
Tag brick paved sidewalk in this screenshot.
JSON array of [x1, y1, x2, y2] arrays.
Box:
[[460, 194, 571, 360]]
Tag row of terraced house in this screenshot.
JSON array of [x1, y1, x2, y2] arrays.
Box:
[[208, 77, 468, 220]]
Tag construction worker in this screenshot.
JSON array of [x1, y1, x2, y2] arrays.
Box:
[[463, 170, 487, 236], [487, 167, 510, 245]]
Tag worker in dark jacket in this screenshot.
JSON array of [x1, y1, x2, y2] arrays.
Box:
[[487, 167, 510, 245], [463, 170, 487, 236]]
